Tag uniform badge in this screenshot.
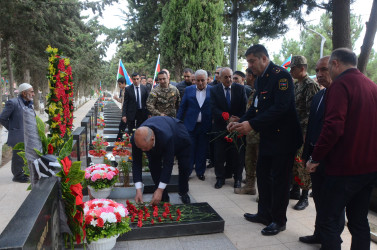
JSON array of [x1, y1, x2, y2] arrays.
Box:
[[279, 78, 288, 90], [273, 67, 281, 74]]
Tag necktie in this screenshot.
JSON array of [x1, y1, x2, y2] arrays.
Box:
[[225, 87, 231, 108], [136, 86, 141, 109]]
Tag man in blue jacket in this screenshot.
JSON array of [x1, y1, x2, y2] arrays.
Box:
[[177, 69, 212, 181], [0, 83, 35, 183], [131, 116, 192, 205]]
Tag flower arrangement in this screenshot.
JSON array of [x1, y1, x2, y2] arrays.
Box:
[[84, 164, 119, 191], [96, 117, 105, 129], [118, 158, 132, 187], [89, 134, 108, 157], [55, 137, 86, 245], [84, 199, 131, 243], [45, 45, 74, 153], [126, 201, 181, 228]]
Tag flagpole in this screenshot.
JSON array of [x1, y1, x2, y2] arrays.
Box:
[[153, 54, 160, 86], [115, 59, 121, 96]]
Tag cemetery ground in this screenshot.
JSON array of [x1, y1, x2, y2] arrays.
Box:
[[1, 98, 377, 249]]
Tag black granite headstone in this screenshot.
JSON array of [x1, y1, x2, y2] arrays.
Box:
[[0, 178, 61, 249], [81, 117, 91, 166]]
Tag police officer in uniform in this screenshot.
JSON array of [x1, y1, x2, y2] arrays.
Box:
[[229, 44, 302, 236]]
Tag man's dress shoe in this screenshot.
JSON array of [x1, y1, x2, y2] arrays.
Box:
[[294, 198, 309, 210], [299, 235, 321, 244], [261, 222, 286, 236], [180, 193, 191, 204], [243, 213, 269, 225], [214, 179, 225, 189], [197, 175, 205, 181]]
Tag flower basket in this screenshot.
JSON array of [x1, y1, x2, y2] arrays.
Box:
[[84, 199, 131, 246], [90, 155, 105, 164], [85, 164, 119, 192], [89, 134, 108, 162], [88, 186, 112, 199], [87, 234, 118, 250]]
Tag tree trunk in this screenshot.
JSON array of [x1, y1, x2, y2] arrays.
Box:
[[230, 0, 238, 72], [357, 0, 377, 73], [5, 41, 14, 98], [332, 0, 351, 49], [30, 77, 40, 112], [0, 36, 3, 114]]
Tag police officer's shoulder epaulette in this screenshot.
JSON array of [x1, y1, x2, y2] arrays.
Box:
[[271, 66, 283, 74]]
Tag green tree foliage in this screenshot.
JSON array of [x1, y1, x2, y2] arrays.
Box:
[[275, 13, 362, 75], [160, 0, 224, 80], [366, 49, 377, 83]]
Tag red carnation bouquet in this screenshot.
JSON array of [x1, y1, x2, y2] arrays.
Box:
[[89, 134, 109, 157]]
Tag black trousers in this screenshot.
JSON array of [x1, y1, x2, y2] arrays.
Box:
[[257, 152, 295, 226], [213, 138, 244, 182], [319, 171, 377, 250], [148, 149, 191, 196], [11, 149, 25, 177], [127, 109, 146, 135], [116, 120, 128, 141]]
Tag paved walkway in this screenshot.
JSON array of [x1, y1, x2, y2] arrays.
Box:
[[1, 97, 377, 250]]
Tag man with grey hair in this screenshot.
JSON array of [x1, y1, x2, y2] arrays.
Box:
[[0, 83, 35, 183], [306, 48, 377, 250], [211, 67, 247, 191], [131, 116, 192, 205], [177, 69, 212, 180]]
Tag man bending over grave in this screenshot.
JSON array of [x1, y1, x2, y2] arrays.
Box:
[[131, 116, 191, 205]]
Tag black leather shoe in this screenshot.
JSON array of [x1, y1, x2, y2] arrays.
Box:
[[197, 175, 205, 181], [180, 193, 191, 204], [261, 222, 286, 236], [214, 179, 225, 189], [294, 198, 309, 210], [299, 235, 321, 244], [244, 213, 269, 225], [234, 180, 241, 188], [12, 175, 29, 183]]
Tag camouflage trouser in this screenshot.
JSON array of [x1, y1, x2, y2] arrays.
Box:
[[292, 145, 312, 190], [245, 133, 258, 184]]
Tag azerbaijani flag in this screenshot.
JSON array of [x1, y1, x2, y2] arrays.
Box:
[[152, 54, 160, 87], [281, 54, 292, 70], [117, 59, 133, 85]]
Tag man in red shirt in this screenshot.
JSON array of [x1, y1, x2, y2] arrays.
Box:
[[306, 48, 377, 250]]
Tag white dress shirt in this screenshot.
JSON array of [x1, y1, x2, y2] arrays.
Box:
[[196, 86, 207, 122]]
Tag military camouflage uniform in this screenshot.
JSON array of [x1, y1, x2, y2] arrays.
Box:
[[244, 89, 259, 187], [293, 75, 320, 190], [146, 84, 181, 117]]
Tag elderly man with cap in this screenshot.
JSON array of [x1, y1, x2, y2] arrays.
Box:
[[288, 55, 320, 211], [0, 83, 35, 183]]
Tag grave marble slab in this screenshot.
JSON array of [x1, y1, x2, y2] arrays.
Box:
[[118, 202, 224, 241]]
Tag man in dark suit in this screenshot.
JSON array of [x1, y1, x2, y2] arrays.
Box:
[[299, 56, 345, 245], [229, 44, 302, 236], [306, 48, 377, 250], [122, 73, 149, 135], [0, 83, 35, 183], [131, 116, 191, 205], [210, 67, 247, 191], [177, 69, 212, 181]]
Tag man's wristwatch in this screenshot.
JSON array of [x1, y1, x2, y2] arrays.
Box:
[[308, 156, 319, 164]]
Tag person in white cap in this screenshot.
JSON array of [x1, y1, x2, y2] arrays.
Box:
[[0, 83, 34, 183]]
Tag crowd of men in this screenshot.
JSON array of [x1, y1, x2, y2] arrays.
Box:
[[113, 44, 377, 249]]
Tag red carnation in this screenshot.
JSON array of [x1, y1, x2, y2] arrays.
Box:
[[137, 220, 143, 227], [97, 217, 104, 228], [222, 112, 230, 121], [151, 219, 155, 225], [85, 215, 94, 225], [48, 144, 54, 154], [115, 212, 122, 222]]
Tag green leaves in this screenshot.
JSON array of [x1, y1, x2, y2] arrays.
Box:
[[13, 142, 25, 151], [66, 161, 84, 185], [58, 137, 73, 161]]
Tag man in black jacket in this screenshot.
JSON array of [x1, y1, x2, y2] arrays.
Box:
[[122, 73, 150, 134], [210, 67, 247, 191], [176, 68, 194, 99], [229, 44, 302, 236]]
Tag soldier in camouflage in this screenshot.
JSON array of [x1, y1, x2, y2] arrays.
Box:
[[288, 55, 320, 210], [146, 71, 181, 117], [235, 68, 259, 195]]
